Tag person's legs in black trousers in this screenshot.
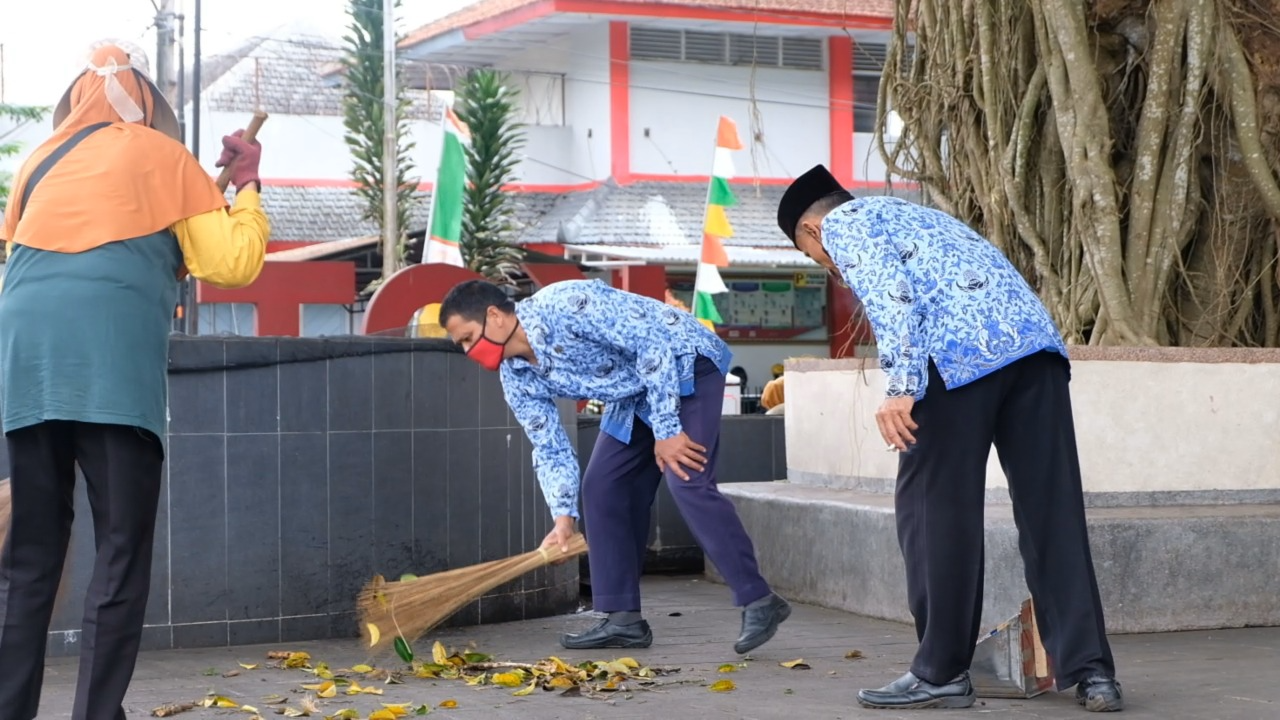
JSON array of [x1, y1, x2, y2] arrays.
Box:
[[0, 421, 78, 718], [895, 362, 1003, 685], [992, 352, 1116, 689], [70, 423, 164, 720]]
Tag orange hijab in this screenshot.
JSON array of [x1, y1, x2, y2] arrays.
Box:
[[1, 44, 227, 251]]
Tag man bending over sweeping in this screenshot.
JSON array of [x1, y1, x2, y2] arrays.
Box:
[[440, 279, 790, 653]]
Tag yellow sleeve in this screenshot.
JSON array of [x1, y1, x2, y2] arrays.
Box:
[[171, 187, 270, 289]]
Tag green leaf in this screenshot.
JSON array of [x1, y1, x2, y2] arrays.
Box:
[[394, 635, 414, 664], [462, 652, 492, 663]]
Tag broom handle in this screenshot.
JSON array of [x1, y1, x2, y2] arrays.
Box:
[[215, 111, 269, 193]]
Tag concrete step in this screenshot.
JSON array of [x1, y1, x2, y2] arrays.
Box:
[[714, 482, 1280, 634]]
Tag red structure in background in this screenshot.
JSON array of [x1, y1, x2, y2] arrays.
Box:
[[611, 265, 666, 300], [361, 262, 589, 335], [197, 261, 356, 336], [361, 263, 484, 335]]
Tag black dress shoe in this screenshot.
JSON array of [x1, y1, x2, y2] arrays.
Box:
[[734, 593, 791, 654], [560, 618, 653, 650], [1075, 676, 1124, 712], [856, 671, 976, 710]]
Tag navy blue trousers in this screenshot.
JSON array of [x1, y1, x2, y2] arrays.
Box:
[[583, 357, 771, 613]]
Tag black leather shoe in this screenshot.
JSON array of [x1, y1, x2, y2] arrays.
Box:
[[560, 618, 653, 650], [856, 671, 976, 710], [1075, 676, 1124, 712], [734, 593, 791, 654]]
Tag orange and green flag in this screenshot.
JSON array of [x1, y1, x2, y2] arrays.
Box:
[[694, 116, 742, 325]]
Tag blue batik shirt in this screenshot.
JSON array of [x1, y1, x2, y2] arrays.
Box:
[[823, 196, 1068, 399], [500, 279, 733, 519]]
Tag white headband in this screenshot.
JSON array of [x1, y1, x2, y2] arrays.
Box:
[[86, 55, 145, 124]]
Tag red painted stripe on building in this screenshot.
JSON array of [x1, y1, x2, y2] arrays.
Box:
[[462, 0, 557, 40], [828, 35, 854, 187], [259, 178, 599, 194], [553, 0, 892, 29], [609, 20, 632, 183]]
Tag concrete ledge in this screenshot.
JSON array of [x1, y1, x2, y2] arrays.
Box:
[[787, 470, 1280, 507], [713, 483, 1280, 634]]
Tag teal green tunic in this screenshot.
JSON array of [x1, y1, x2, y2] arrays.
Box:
[[0, 231, 182, 443]]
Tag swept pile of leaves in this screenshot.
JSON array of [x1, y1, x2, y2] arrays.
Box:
[[408, 641, 681, 699], [153, 643, 682, 719]]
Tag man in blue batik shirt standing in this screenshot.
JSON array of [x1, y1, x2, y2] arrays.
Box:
[[777, 165, 1123, 713], [439, 279, 790, 654]]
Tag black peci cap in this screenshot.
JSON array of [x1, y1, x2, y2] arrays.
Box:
[[777, 164, 847, 242]]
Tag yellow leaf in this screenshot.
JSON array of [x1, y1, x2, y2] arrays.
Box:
[[431, 641, 449, 665], [203, 697, 240, 708], [491, 672, 523, 687], [317, 681, 337, 699], [780, 659, 811, 670], [717, 663, 737, 673], [368, 712, 397, 720], [513, 680, 538, 697], [366, 623, 382, 647], [240, 706, 259, 714], [709, 679, 736, 692], [464, 673, 487, 686], [548, 676, 575, 689], [329, 711, 359, 720], [378, 705, 411, 718], [438, 700, 458, 708], [616, 657, 640, 669], [282, 709, 307, 718], [844, 650, 864, 660], [547, 656, 571, 674], [238, 662, 259, 670], [604, 661, 630, 676], [352, 663, 374, 673], [283, 651, 311, 669], [300, 683, 326, 691]]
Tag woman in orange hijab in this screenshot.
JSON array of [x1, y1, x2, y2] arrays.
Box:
[[0, 39, 269, 717]]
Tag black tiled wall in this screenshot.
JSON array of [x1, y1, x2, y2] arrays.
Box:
[[0, 336, 581, 657]]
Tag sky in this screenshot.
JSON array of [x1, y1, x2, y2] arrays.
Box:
[[0, 0, 478, 105]]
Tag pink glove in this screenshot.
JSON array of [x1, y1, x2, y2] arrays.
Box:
[[215, 129, 262, 190]]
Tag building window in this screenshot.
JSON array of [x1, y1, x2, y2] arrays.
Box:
[[853, 41, 887, 133], [630, 26, 824, 71], [197, 303, 256, 336]]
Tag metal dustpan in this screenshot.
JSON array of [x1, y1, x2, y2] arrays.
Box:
[[970, 598, 1055, 699]]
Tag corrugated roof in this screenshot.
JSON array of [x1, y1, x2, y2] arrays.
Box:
[[405, 0, 897, 46], [254, 184, 562, 243], [564, 243, 816, 267], [203, 30, 441, 118]]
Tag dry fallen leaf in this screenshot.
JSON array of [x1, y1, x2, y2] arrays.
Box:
[[200, 697, 239, 709], [368, 712, 397, 720], [513, 680, 538, 697], [283, 652, 312, 669], [239, 662, 259, 670], [717, 663, 737, 673], [366, 623, 382, 647], [844, 650, 865, 660], [352, 663, 375, 674], [780, 658, 811, 670], [221, 670, 240, 679], [491, 672, 524, 687], [432, 641, 450, 666], [709, 679, 736, 692], [151, 702, 197, 717], [438, 699, 458, 708]]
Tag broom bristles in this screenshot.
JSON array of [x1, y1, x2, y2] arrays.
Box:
[[358, 533, 589, 653]]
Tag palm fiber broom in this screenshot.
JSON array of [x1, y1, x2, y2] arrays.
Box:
[[358, 533, 589, 655]]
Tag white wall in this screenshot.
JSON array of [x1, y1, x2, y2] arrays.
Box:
[[725, 341, 828, 395], [629, 61, 829, 178], [784, 357, 1280, 494]]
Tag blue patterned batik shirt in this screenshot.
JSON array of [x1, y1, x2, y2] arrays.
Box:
[[500, 279, 733, 519], [822, 196, 1068, 400]]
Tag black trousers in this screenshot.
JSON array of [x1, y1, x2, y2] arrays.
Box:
[[0, 421, 164, 720], [896, 351, 1114, 689]]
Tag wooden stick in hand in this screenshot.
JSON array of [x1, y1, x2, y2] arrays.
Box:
[[215, 110, 268, 193]]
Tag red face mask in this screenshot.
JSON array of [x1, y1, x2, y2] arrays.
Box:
[[466, 315, 519, 371]]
